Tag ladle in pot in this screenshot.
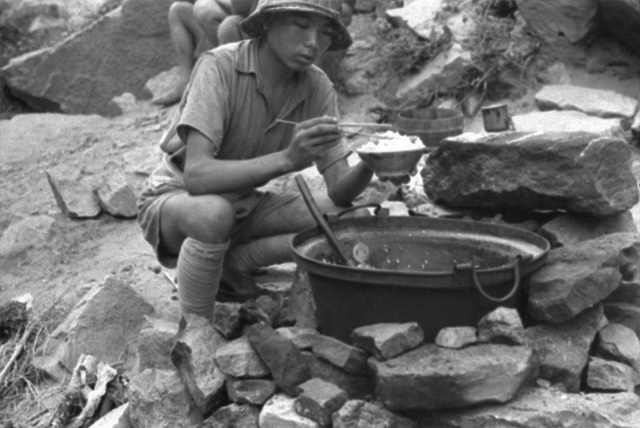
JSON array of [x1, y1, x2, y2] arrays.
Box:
[[295, 174, 358, 267]]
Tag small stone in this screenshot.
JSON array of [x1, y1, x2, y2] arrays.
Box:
[[596, 323, 640, 373], [301, 352, 375, 400], [199, 403, 260, 428], [213, 302, 243, 339], [435, 326, 478, 349], [477, 307, 526, 345], [226, 379, 277, 406], [214, 336, 270, 379], [351, 322, 424, 360], [277, 327, 324, 350], [46, 171, 101, 219], [246, 323, 311, 396], [294, 378, 348, 426], [260, 394, 320, 428], [96, 172, 138, 218], [332, 399, 416, 428], [587, 357, 635, 392], [312, 336, 370, 375]]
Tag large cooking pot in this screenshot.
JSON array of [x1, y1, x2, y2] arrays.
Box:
[[290, 212, 550, 343]]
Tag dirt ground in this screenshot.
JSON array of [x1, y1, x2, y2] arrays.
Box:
[[2, 24, 640, 329]]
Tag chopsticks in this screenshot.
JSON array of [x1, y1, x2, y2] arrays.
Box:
[[275, 119, 392, 130], [349, 131, 393, 139], [338, 122, 393, 130]]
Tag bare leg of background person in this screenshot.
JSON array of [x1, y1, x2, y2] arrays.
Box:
[[152, 2, 212, 106]]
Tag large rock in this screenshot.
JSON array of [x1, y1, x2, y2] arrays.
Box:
[[527, 233, 640, 324], [538, 212, 637, 248], [370, 343, 537, 411], [535, 85, 639, 121], [512, 110, 626, 138], [421, 131, 639, 217], [515, 0, 598, 43], [128, 368, 203, 428], [179, 314, 228, 410], [597, 0, 640, 57], [525, 305, 604, 392], [1, 0, 175, 116], [420, 386, 640, 428], [33, 275, 154, 378]]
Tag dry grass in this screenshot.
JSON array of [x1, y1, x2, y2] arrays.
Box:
[[0, 310, 67, 428], [459, 1, 542, 102], [0, 289, 74, 427], [370, 0, 543, 117], [374, 20, 453, 78], [0, 320, 53, 427]]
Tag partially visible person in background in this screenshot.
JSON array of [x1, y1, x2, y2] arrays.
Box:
[[153, 0, 355, 106], [152, 0, 234, 106], [217, 0, 257, 45]]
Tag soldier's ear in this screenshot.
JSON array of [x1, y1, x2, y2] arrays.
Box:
[[262, 14, 271, 31]]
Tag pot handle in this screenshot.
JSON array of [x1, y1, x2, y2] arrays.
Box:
[[456, 257, 522, 304]]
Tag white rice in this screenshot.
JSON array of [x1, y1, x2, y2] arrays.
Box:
[[357, 131, 419, 152]]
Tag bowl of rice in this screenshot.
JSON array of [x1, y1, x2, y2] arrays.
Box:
[[356, 132, 429, 178]]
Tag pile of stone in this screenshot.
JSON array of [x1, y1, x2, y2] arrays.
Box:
[[42, 234, 640, 427], [46, 123, 639, 426]]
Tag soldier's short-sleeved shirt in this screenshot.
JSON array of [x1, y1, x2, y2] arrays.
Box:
[[160, 39, 350, 178]]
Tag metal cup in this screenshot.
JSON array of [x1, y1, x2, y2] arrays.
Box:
[[481, 103, 514, 132]]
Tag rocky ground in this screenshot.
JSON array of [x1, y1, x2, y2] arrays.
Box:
[[3, 0, 640, 425]]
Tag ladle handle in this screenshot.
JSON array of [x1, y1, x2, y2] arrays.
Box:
[[295, 175, 355, 267]]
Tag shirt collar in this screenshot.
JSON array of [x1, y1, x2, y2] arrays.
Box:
[[235, 39, 259, 75], [236, 39, 306, 110]]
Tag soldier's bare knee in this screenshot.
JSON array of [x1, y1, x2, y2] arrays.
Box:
[[184, 197, 235, 243]]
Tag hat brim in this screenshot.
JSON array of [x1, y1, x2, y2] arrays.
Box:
[[240, 5, 352, 51]]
